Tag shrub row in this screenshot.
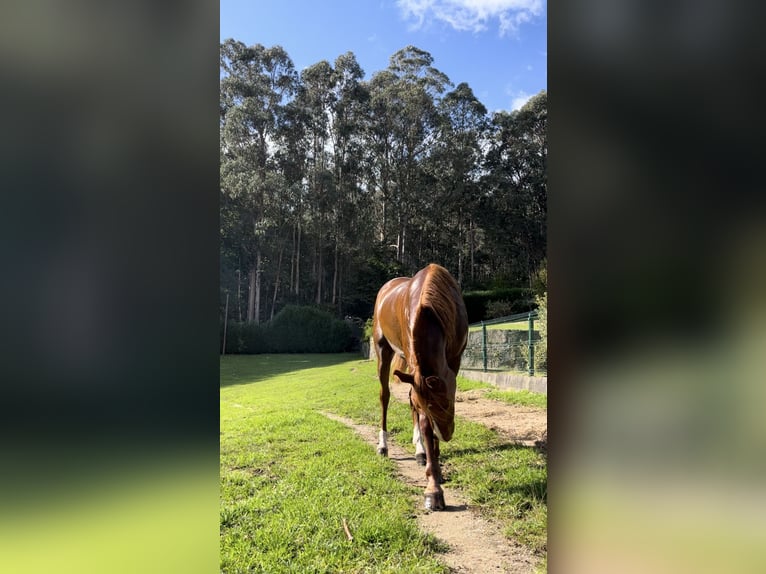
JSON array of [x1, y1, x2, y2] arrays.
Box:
[[221, 305, 354, 354]]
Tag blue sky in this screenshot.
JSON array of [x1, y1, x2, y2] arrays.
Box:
[[220, 0, 546, 113]]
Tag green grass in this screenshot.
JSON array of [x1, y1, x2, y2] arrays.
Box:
[[455, 376, 494, 392], [456, 376, 548, 409], [220, 354, 547, 572], [485, 388, 547, 408]]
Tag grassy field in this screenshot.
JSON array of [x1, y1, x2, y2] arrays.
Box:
[[456, 377, 547, 409], [220, 354, 547, 573]]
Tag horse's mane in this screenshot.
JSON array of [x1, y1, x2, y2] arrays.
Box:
[[414, 264, 464, 354]]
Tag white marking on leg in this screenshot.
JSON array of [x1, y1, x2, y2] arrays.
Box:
[[378, 430, 388, 451], [413, 423, 425, 456]]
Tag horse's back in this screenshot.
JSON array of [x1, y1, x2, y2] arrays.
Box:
[[373, 265, 468, 364]]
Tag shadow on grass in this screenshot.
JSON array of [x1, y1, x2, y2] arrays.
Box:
[[443, 442, 547, 503], [443, 441, 537, 459], [219, 353, 362, 387]]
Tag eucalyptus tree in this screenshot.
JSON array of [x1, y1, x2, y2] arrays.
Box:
[[220, 40, 298, 323], [481, 90, 547, 285], [274, 99, 309, 302], [365, 46, 452, 268], [328, 52, 369, 308], [295, 60, 337, 304], [218, 39, 545, 325], [426, 82, 489, 285], [365, 69, 398, 246], [293, 53, 372, 310]]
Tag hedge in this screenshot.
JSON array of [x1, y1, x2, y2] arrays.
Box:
[[221, 305, 353, 354]]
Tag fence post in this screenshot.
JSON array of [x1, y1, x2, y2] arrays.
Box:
[[481, 321, 488, 372], [528, 311, 534, 376]]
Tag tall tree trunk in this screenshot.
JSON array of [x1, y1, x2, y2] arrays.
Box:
[[289, 223, 295, 294], [254, 249, 262, 325], [527, 248, 533, 291], [417, 234, 422, 267], [332, 236, 339, 305], [236, 268, 242, 322], [316, 238, 323, 304], [457, 219, 463, 286], [400, 224, 405, 264], [246, 266, 256, 322], [470, 218, 475, 284], [294, 221, 301, 296], [381, 185, 387, 243], [270, 242, 284, 321]]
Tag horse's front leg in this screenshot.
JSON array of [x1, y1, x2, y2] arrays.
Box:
[[412, 402, 426, 466], [419, 412, 445, 510], [376, 345, 393, 456]]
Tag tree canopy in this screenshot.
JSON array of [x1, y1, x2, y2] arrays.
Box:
[[220, 40, 546, 323]]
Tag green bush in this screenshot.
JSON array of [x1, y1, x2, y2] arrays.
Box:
[[363, 317, 374, 341], [269, 305, 351, 353], [243, 321, 268, 353], [486, 299, 516, 319], [220, 321, 267, 354], [221, 306, 353, 354]]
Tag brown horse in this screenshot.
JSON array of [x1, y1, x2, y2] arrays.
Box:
[[372, 263, 468, 510]]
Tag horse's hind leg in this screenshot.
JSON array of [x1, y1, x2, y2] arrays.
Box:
[[375, 342, 393, 456]]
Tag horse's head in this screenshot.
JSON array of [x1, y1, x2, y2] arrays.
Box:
[[394, 369, 456, 442]]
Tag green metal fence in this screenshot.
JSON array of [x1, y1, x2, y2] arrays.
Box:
[[463, 311, 546, 376]]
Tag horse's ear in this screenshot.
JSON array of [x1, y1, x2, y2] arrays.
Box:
[[393, 370, 415, 385]]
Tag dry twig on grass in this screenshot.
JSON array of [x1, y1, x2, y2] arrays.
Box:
[[342, 517, 353, 541]]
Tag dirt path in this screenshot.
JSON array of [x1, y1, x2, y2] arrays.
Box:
[[322, 412, 541, 574]]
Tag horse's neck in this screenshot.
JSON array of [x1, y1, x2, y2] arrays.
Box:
[[411, 310, 448, 377]]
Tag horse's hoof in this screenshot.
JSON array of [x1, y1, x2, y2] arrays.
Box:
[[377, 447, 388, 456], [415, 453, 426, 466], [424, 491, 445, 511]]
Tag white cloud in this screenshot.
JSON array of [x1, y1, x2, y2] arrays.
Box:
[[510, 90, 532, 110], [397, 0, 544, 36]]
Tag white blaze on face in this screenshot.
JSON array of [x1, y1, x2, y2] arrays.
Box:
[[378, 430, 388, 451], [412, 423, 425, 455]]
